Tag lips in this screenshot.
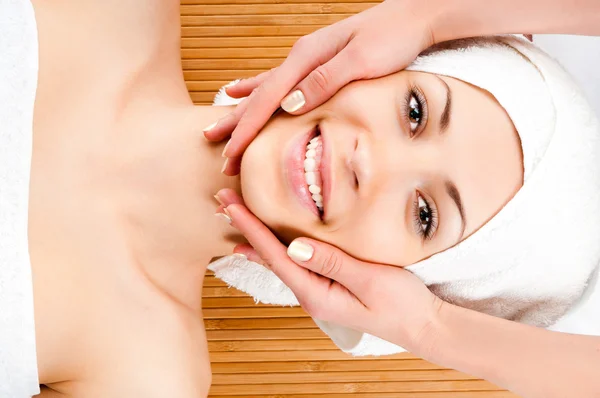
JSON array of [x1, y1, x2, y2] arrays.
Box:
[[285, 126, 327, 218]]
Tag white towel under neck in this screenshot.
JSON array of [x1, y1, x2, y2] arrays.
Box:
[[0, 0, 41, 396]]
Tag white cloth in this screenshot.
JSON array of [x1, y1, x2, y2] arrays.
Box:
[[0, 0, 41, 395], [210, 35, 600, 356]]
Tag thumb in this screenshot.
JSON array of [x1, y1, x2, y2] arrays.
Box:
[[280, 46, 359, 115], [286, 238, 375, 297]]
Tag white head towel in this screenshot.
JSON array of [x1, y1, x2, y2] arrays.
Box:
[[209, 36, 600, 356]]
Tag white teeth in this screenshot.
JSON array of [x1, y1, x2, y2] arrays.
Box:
[[304, 158, 316, 172], [304, 134, 324, 212], [305, 172, 317, 185], [308, 184, 321, 194]]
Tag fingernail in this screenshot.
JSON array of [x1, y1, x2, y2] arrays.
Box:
[[203, 121, 218, 133], [221, 158, 229, 174], [215, 212, 232, 224], [281, 90, 306, 113], [213, 194, 224, 206], [287, 240, 314, 262], [221, 140, 230, 158], [223, 207, 232, 219], [232, 253, 247, 260]]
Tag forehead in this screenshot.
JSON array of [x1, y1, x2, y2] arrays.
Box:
[[440, 76, 524, 237]]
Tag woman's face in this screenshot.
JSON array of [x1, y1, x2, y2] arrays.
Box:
[[240, 71, 523, 266]]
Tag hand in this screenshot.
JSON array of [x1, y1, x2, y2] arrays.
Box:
[[215, 189, 445, 355], [205, 0, 434, 175]]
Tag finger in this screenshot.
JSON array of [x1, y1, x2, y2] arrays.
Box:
[[214, 188, 245, 207], [203, 96, 251, 142], [223, 203, 367, 321], [220, 155, 242, 176], [286, 238, 376, 298], [233, 244, 270, 269], [225, 32, 349, 158], [225, 69, 275, 99], [281, 46, 360, 115]]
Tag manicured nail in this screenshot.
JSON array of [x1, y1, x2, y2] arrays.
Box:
[[203, 121, 218, 133], [215, 212, 232, 224], [287, 240, 314, 262], [232, 253, 247, 260], [221, 158, 229, 174], [221, 140, 230, 158], [223, 207, 232, 219], [213, 194, 224, 206], [281, 90, 306, 113]]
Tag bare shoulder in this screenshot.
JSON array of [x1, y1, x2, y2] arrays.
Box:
[[99, 301, 213, 398], [44, 298, 212, 398]]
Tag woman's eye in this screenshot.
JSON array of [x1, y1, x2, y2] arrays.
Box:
[[414, 193, 437, 241], [404, 88, 427, 137], [417, 196, 431, 231], [408, 95, 422, 133]]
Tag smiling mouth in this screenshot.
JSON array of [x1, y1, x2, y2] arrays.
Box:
[[303, 132, 324, 214], [286, 124, 328, 220]]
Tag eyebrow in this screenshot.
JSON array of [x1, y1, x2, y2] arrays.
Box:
[[445, 180, 466, 240], [436, 76, 452, 134]]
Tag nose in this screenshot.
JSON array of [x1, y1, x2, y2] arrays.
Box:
[[352, 130, 434, 196]]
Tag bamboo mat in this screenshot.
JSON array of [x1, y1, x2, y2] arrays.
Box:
[[185, 1, 519, 396]]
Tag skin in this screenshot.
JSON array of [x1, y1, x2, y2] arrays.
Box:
[[240, 71, 523, 266], [30, 1, 238, 396]]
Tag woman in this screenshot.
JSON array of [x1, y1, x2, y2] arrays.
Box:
[[2, 2, 597, 398]]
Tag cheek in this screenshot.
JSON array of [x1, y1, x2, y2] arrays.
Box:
[[314, 209, 423, 267]]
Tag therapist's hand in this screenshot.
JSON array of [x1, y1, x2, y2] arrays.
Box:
[[205, 0, 434, 175], [215, 189, 444, 354]]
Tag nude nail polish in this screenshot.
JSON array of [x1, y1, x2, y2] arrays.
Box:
[[203, 121, 218, 133], [215, 212, 232, 224], [287, 240, 314, 262], [281, 90, 306, 113]]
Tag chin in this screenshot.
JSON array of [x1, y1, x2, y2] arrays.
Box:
[[240, 136, 309, 246]]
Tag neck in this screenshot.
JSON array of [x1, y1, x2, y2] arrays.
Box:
[[118, 99, 242, 310]]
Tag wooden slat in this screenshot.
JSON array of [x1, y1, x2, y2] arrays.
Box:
[[182, 36, 299, 48], [209, 380, 503, 395], [210, 359, 445, 374], [183, 58, 282, 70], [181, 47, 290, 59], [210, 350, 412, 362], [209, 393, 516, 398], [206, 328, 327, 340], [181, 3, 375, 15], [203, 307, 309, 319], [208, 338, 337, 351], [181, 25, 324, 37], [184, 70, 267, 80], [181, 14, 350, 26], [212, 369, 478, 384], [205, 317, 317, 330], [182, 0, 381, 4]]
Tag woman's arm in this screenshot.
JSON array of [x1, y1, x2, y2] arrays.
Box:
[[430, 303, 600, 398], [428, 0, 600, 44]]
